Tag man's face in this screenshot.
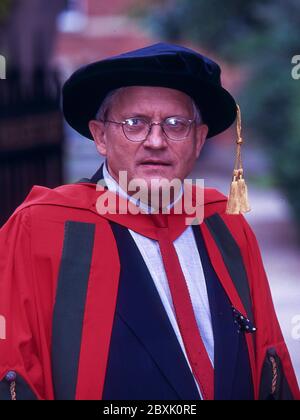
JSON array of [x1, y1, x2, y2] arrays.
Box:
[[89, 86, 208, 189]]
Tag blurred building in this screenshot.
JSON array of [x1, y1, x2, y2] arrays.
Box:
[[55, 0, 153, 75]]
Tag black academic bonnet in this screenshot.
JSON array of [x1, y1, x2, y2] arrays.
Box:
[[62, 42, 237, 139]]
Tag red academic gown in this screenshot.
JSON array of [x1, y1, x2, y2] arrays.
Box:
[[0, 181, 299, 400]]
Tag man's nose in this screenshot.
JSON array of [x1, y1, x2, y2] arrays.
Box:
[[142, 124, 168, 149]]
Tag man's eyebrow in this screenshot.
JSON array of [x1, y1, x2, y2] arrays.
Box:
[[121, 113, 151, 119], [121, 113, 191, 119]]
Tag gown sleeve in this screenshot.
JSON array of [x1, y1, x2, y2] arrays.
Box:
[[240, 215, 300, 400], [0, 208, 53, 400]]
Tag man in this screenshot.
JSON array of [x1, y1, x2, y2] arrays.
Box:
[[0, 43, 299, 400]]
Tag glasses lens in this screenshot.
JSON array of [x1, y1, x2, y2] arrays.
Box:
[[122, 117, 193, 141], [163, 117, 191, 140], [123, 118, 149, 141]]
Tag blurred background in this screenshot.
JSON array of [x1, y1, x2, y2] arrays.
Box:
[[0, 0, 299, 385]]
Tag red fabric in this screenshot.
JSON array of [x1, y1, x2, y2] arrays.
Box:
[[75, 222, 120, 400], [0, 182, 299, 400], [225, 213, 300, 400], [152, 214, 214, 400]]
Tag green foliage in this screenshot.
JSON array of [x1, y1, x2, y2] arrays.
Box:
[[138, 0, 300, 233]]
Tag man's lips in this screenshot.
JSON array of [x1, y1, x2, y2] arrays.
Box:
[[139, 160, 172, 166]]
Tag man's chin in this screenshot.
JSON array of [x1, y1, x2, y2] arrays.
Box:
[[129, 177, 183, 211]]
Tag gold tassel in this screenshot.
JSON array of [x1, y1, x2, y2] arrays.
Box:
[[226, 105, 251, 214], [237, 170, 250, 213], [226, 169, 240, 214]]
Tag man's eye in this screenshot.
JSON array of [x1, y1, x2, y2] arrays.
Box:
[[167, 118, 180, 126], [125, 118, 144, 127], [166, 118, 187, 128]]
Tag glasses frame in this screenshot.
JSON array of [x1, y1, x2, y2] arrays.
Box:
[[101, 116, 196, 142]]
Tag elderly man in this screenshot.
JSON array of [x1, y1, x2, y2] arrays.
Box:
[[0, 43, 299, 400]]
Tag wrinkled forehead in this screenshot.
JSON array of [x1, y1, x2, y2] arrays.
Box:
[[110, 86, 195, 115]]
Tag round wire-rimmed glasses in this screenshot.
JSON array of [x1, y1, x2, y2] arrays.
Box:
[[101, 116, 196, 142]]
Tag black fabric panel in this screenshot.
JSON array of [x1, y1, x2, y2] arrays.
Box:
[[51, 221, 95, 400], [259, 349, 294, 400], [0, 374, 37, 400], [204, 214, 254, 323], [89, 164, 105, 184], [192, 225, 254, 400]]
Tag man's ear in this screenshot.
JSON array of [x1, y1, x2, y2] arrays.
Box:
[[89, 120, 107, 156], [195, 124, 208, 158]]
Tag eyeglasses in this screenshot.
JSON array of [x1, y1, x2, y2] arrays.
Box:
[[102, 116, 196, 142]]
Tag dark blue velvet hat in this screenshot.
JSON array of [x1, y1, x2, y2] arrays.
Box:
[[62, 42, 237, 139]]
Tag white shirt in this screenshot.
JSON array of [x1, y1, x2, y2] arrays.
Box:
[[102, 162, 214, 398]]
